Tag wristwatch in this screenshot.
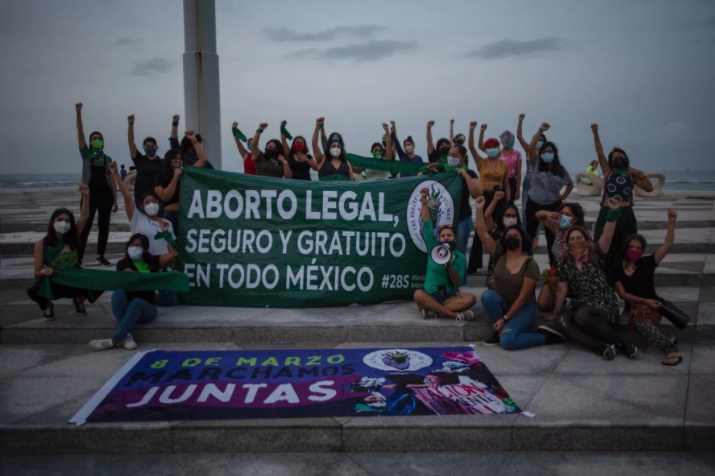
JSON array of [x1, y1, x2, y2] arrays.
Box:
[[502, 315, 509, 322]]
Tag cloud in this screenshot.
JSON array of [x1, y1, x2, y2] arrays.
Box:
[[117, 37, 141, 46], [652, 120, 687, 138], [131, 58, 173, 77], [284, 48, 320, 59], [284, 40, 417, 62], [264, 25, 385, 42], [467, 37, 565, 59]]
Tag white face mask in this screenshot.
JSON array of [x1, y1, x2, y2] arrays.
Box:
[[330, 146, 342, 158], [503, 217, 518, 227], [53, 220, 70, 234], [128, 246, 144, 260], [447, 156, 462, 168], [144, 202, 160, 217], [404, 145, 414, 154]]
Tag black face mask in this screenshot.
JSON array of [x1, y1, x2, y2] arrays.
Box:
[[439, 146, 450, 156], [454, 139, 465, 146], [504, 236, 521, 251], [265, 148, 278, 159], [612, 157, 628, 170]]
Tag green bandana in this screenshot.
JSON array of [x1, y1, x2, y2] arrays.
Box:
[[445, 163, 467, 173], [319, 174, 351, 182], [38, 268, 189, 300], [133, 259, 151, 274], [44, 236, 66, 267], [50, 250, 78, 270], [606, 208, 623, 222], [154, 230, 178, 249], [345, 154, 424, 175], [231, 126, 248, 142], [372, 151, 384, 160], [280, 124, 293, 140], [613, 168, 628, 178]]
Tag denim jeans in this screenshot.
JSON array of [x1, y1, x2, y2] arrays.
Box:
[[481, 290, 545, 350], [156, 290, 178, 307], [522, 179, 541, 241], [457, 215, 473, 285], [111, 290, 157, 343]]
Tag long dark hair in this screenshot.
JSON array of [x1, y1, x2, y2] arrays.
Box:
[[162, 149, 184, 185], [560, 202, 585, 227], [622, 234, 647, 262], [495, 203, 522, 231], [537, 141, 566, 177], [124, 233, 154, 267], [46, 208, 79, 250], [180, 133, 203, 154], [608, 147, 630, 170], [504, 224, 532, 255], [324, 131, 347, 162], [435, 138, 450, 154], [290, 135, 309, 156]]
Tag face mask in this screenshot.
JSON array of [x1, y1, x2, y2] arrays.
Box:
[[627, 249, 643, 262], [536, 141, 544, 149], [447, 156, 462, 168], [53, 220, 70, 234], [265, 148, 278, 159], [501, 136, 515, 148], [541, 152, 554, 163], [382, 141, 387, 148], [90, 138, 103, 149], [294, 143, 304, 152], [503, 217, 517, 227], [330, 146, 342, 158], [440, 240, 456, 250], [569, 244, 589, 263], [454, 138, 465, 146], [128, 246, 144, 260], [144, 202, 160, 217], [172, 160, 183, 169], [439, 146, 450, 156], [613, 157, 627, 170], [504, 236, 521, 251], [247, 143, 252, 152], [559, 215, 572, 229], [404, 145, 414, 153], [486, 148, 500, 158], [144, 147, 157, 156], [372, 150, 384, 159]]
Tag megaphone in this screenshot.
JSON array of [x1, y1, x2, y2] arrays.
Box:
[[431, 244, 452, 265]]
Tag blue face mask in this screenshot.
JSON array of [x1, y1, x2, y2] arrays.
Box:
[[486, 148, 500, 158], [382, 141, 387, 147], [559, 215, 572, 229], [541, 152, 554, 163], [536, 141, 544, 149], [247, 143, 252, 152]]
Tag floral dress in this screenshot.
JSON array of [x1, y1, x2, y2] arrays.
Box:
[[558, 244, 620, 325]]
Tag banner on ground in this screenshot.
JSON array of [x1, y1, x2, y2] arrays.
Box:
[[177, 168, 462, 307], [70, 347, 519, 424]]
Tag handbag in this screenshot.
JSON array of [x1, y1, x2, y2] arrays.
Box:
[[628, 303, 662, 350], [658, 300, 691, 330]]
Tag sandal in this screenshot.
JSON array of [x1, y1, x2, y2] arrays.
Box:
[[662, 353, 682, 366]]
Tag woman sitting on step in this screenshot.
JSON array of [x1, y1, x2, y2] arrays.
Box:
[[27, 183, 102, 319], [90, 231, 178, 351], [475, 196, 566, 350], [482, 191, 528, 290], [553, 199, 639, 360], [613, 209, 689, 366]]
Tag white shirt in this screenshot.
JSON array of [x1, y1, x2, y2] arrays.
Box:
[[130, 211, 176, 256]]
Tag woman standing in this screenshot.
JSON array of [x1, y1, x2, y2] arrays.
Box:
[[524, 122, 573, 265], [517, 114, 543, 245], [251, 122, 292, 179], [390, 121, 423, 178], [498, 131, 521, 204], [312, 118, 355, 181], [75, 103, 118, 267], [90, 231, 179, 351], [591, 124, 653, 283], [231, 121, 257, 175], [426, 121, 450, 165], [553, 200, 639, 360], [170, 115, 213, 169], [27, 184, 101, 319], [475, 196, 565, 349], [154, 131, 208, 233], [280, 120, 319, 181], [613, 209, 688, 366], [467, 121, 510, 274], [127, 114, 163, 205]]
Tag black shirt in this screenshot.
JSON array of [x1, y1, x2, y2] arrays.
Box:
[[154, 173, 180, 206], [612, 254, 659, 309], [116, 254, 162, 305], [287, 153, 313, 181], [460, 169, 479, 220], [168, 137, 214, 169], [131, 152, 164, 203]]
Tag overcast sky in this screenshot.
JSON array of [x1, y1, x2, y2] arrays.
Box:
[[1, 0, 714, 175]]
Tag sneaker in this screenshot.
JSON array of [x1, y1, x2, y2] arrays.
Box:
[[618, 343, 639, 359], [96, 257, 112, 267], [73, 298, 86, 315], [455, 310, 475, 322], [537, 326, 566, 345], [421, 309, 437, 320], [90, 338, 115, 351], [43, 306, 55, 320], [600, 344, 616, 360], [123, 333, 138, 350], [484, 332, 501, 346]]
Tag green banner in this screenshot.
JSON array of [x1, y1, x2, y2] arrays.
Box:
[[39, 269, 189, 300], [178, 168, 463, 308], [346, 154, 425, 175]]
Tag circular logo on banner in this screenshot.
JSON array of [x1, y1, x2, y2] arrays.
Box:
[[363, 349, 433, 371], [407, 180, 455, 253]]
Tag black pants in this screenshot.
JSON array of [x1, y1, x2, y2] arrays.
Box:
[[556, 305, 626, 353], [525, 198, 560, 265], [77, 190, 114, 261], [508, 176, 517, 204], [468, 190, 497, 271], [164, 210, 180, 238], [27, 280, 94, 311]]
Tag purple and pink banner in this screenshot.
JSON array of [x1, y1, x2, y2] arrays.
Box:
[[70, 347, 519, 424]]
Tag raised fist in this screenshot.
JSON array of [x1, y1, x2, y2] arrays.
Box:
[[173, 114, 180, 122], [541, 122, 551, 131], [232, 121, 238, 128], [127, 114, 135, 124], [591, 124, 599, 133], [281, 120, 287, 126], [480, 124, 487, 131], [475, 196, 485, 209], [519, 114, 525, 121], [427, 121, 435, 128], [667, 208, 677, 222], [75, 103, 82, 112], [259, 123, 268, 130]]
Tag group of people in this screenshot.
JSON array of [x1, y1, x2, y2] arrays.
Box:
[[26, 105, 686, 365]]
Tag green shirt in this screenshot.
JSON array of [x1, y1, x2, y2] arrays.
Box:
[[422, 221, 465, 295], [255, 152, 285, 178]]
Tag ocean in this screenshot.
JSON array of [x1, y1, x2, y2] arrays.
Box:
[[2, 171, 715, 191]]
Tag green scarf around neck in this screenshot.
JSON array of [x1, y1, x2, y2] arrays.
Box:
[[44, 235, 66, 266]]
